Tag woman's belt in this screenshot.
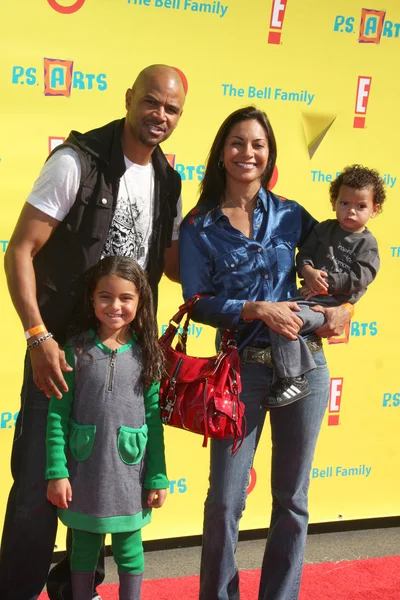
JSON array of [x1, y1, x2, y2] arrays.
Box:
[[240, 338, 323, 369]]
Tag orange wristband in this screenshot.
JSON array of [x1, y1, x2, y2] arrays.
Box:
[[24, 324, 47, 340], [342, 303, 354, 318]]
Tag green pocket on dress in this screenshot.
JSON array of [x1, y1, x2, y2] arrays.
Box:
[[117, 424, 148, 465], [69, 419, 96, 461]]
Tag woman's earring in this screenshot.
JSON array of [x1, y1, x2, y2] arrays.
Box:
[[218, 159, 224, 170]]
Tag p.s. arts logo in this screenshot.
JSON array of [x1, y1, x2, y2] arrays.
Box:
[[382, 392, 400, 408], [49, 136, 65, 153], [353, 76, 372, 129], [169, 477, 187, 494], [334, 8, 400, 43], [11, 58, 107, 96], [47, 0, 86, 13], [268, 0, 288, 44], [165, 154, 205, 181], [165, 154, 279, 190], [328, 321, 378, 345], [1, 412, 19, 430], [328, 322, 351, 345], [328, 378, 343, 426]]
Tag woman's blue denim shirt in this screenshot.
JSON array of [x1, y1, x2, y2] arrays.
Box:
[[179, 188, 316, 348]]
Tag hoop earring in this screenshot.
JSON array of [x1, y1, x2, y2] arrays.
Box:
[[218, 159, 224, 170]]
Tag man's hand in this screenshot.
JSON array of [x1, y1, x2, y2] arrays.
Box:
[[313, 304, 352, 338], [30, 337, 72, 399], [242, 301, 303, 340], [47, 478, 72, 509], [147, 489, 167, 508], [301, 265, 329, 295]]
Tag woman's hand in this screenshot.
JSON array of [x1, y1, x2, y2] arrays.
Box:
[[301, 265, 329, 295], [47, 478, 72, 509], [147, 489, 167, 509], [312, 304, 352, 337], [242, 301, 303, 340]]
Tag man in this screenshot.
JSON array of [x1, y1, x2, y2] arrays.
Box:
[[1, 64, 186, 600]]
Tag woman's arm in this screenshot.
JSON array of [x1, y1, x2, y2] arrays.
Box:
[[179, 220, 246, 330], [180, 212, 305, 338], [241, 301, 303, 340], [312, 304, 352, 337]]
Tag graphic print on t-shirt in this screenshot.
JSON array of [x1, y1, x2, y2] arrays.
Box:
[[102, 160, 155, 268]]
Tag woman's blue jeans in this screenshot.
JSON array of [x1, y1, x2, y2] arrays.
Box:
[[199, 349, 330, 600]]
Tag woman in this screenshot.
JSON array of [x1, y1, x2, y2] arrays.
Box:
[[179, 106, 351, 600]]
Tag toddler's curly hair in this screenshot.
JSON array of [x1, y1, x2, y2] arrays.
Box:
[[329, 164, 386, 213]]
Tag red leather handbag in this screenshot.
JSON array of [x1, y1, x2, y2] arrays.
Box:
[[159, 296, 245, 453]]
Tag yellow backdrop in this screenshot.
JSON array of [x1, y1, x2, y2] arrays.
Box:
[[1, 0, 399, 550]]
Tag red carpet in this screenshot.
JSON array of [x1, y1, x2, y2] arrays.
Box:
[[38, 554, 400, 599]]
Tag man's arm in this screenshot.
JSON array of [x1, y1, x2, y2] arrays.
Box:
[[5, 203, 72, 398], [163, 240, 180, 283], [5, 203, 60, 329]]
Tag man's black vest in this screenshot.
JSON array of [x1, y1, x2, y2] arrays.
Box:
[[33, 118, 181, 343]]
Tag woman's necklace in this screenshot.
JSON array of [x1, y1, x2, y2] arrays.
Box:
[[222, 190, 259, 210]]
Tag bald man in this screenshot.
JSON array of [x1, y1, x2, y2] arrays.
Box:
[[1, 64, 186, 600]]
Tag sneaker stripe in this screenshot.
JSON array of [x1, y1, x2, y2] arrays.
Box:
[[282, 386, 302, 400]]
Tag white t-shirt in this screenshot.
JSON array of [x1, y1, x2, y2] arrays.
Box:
[[27, 148, 183, 269]]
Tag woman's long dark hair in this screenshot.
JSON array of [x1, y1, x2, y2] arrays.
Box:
[[198, 106, 277, 209], [71, 256, 164, 386]]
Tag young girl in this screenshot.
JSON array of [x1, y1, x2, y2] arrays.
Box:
[[45, 256, 168, 600]]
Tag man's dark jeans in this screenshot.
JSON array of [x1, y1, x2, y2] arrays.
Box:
[[0, 354, 104, 600]]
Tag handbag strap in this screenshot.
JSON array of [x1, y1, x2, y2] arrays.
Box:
[[160, 295, 264, 356], [159, 295, 200, 350]]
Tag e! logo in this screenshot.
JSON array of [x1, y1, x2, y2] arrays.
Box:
[[172, 67, 188, 95], [247, 468, 257, 494], [268, 165, 279, 190], [47, 0, 86, 14]]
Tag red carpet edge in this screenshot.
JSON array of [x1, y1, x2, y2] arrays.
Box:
[[38, 554, 400, 599]]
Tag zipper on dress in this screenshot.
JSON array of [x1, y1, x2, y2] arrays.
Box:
[[108, 350, 117, 392]]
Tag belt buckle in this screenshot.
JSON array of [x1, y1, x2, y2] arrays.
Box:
[[252, 348, 268, 364], [307, 338, 322, 354], [242, 346, 274, 369]]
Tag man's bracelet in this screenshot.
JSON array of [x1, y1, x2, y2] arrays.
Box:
[[27, 332, 53, 350], [24, 324, 46, 340], [342, 302, 354, 318]]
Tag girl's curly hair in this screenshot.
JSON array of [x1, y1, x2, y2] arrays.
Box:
[[70, 256, 164, 387], [329, 164, 386, 213]]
